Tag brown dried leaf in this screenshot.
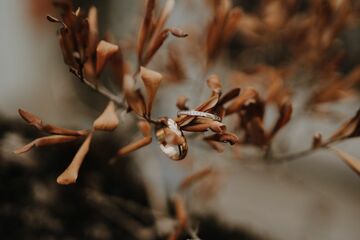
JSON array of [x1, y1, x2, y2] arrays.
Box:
[[137, 0, 155, 63], [143, 30, 169, 66], [218, 88, 241, 106], [128, 89, 146, 117], [204, 132, 239, 145], [176, 96, 189, 110], [327, 109, 360, 143], [18, 109, 87, 136], [18, 108, 42, 129], [123, 75, 146, 116], [87, 6, 98, 55], [179, 167, 213, 191], [246, 117, 267, 146], [269, 102, 292, 138], [182, 121, 226, 134], [156, 0, 175, 32], [168, 194, 187, 240], [225, 88, 259, 115], [57, 132, 93, 185], [140, 66, 163, 117], [93, 101, 119, 131], [96, 40, 119, 75], [331, 147, 360, 177], [138, 120, 152, 137], [14, 135, 79, 154], [223, 7, 242, 42], [207, 74, 222, 94], [117, 136, 152, 157]]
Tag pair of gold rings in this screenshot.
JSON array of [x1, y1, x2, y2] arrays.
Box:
[[155, 111, 221, 160]]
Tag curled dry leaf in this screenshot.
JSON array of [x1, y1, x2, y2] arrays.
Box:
[[18, 109, 87, 136], [179, 167, 213, 191], [93, 101, 119, 131], [176, 96, 189, 110], [96, 40, 119, 75], [57, 132, 93, 185], [331, 147, 360, 177], [140, 66, 163, 117], [117, 136, 152, 157], [14, 135, 80, 154]]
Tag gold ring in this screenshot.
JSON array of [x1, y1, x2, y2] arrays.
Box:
[[155, 118, 188, 161]]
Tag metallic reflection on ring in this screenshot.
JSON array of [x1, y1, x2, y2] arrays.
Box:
[[177, 110, 222, 122], [155, 118, 188, 161]]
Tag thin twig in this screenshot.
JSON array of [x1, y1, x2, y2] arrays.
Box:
[[70, 68, 126, 108]]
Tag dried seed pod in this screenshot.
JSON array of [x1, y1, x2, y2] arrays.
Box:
[[140, 66, 163, 117], [95, 40, 119, 75], [93, 101, 119, 131], [57, 132, 93, 185]]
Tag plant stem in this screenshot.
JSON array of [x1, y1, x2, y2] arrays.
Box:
[[70, 68, 126, 108]]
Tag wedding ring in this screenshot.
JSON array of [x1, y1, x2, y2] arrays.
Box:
[[155, 118, 188, 161], [177, 110, 222, 122]]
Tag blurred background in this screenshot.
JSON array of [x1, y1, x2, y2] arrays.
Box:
[[0, 0, 360, 239]]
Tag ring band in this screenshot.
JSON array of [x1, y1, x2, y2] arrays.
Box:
[[155, 118, 188, 161], [177, 110, 222, 122]]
